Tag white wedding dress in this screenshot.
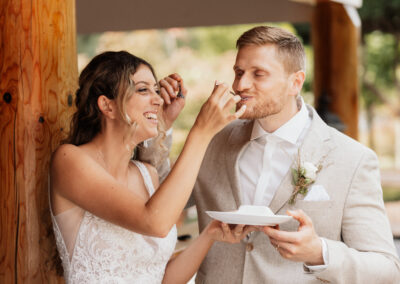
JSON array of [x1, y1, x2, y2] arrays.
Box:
[[50, 160, 177, 283]]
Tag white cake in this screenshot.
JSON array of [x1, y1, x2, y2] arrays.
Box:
[[236, 205, 274, 216]]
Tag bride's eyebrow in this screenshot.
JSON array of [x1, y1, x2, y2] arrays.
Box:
[[132, 81, 150, 85]]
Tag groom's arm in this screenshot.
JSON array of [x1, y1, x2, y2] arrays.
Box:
[[307, 148, 400, 283], [263, 148, 400, 283], [136, 129, 173, 183], [137, 130, 196, 208]]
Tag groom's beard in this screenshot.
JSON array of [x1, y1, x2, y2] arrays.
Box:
[[236, 96, 284, 120]]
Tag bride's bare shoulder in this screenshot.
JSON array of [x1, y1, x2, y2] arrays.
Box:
[[51, 144, 92, 171], [53, 143, 81, 160]]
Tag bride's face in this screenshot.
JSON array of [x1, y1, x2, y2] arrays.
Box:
[[125, 65, 163, 142]]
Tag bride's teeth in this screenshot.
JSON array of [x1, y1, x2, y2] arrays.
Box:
[[144, 113, 157, 119]]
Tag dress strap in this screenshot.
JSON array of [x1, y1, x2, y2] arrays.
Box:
[[131, 160, 156, 196]]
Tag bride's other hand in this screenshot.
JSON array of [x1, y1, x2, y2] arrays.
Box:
[[193, 81, 246, 140], [205, 220, 257, 244], [159, 73, 187, 130]]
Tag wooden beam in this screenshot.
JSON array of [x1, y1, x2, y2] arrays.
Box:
[[312, 1, 360, 139], [0, 0, 77, 282], [76, 0, 313, 33]]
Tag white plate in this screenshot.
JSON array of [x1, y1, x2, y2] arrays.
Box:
[[206, 211, 292, 226]]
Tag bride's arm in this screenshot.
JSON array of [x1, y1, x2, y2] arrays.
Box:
[[51, 83, 245, 237], [162, 221, 256, 284]]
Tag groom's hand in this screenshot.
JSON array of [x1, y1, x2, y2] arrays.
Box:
[[262, 210, 324, 266]]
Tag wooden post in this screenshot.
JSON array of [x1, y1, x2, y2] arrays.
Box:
[[312, 0, 360, 139], [0, 0, 77, 282]]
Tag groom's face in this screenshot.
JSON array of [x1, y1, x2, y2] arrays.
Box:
[[232, 44, 296, 120]]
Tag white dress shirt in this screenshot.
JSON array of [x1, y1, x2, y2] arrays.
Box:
[[238, 99, 328, 270], [238, 98, 311, 206]]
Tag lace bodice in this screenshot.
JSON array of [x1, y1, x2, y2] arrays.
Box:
[[50, 160, 177, 283]]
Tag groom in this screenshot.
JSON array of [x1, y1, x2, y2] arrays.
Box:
[[189, 26, 400, 283]]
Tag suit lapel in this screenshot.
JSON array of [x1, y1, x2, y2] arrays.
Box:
[[269, 106, 336, 214], [224, 120, 254, 209]]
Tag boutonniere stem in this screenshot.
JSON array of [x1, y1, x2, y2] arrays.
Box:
[[289, 154, 322, 205]]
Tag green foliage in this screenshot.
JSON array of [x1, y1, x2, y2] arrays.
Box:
[[292, 23, 313, 93], [364, 32, 397, 86], [299, 188, 308, 195], [360, 0, 400, 33], [359, 0, 400, 108], [291, 168, 299, 184], [77, 34, 101, 57], [174, 97, 205, 130], [383, 186, 400, 202], [361, 31, 399, 107], [177, 25, 246, 55], [178, 23, 296, 56], [293, 23, 311, 45]]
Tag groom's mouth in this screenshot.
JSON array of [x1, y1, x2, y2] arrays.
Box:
[[239, 96, 252, 101], [230, 91, 252, 102]]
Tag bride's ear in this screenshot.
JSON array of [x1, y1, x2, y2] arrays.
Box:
[[98, 95, 117, 119]]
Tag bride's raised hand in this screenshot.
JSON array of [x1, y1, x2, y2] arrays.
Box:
[[159, 73, 187, 130], [193, 81, 246, 139]]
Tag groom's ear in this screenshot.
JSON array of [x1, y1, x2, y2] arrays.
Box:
[[289, 70, 305, 97]]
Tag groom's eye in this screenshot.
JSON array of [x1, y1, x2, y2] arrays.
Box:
[[254, 70, 267, 77]]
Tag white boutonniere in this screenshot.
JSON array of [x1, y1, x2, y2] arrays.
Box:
[[289, 154, 322, 205]]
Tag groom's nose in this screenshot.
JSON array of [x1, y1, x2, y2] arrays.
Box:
[[234, 73, 252, 93]]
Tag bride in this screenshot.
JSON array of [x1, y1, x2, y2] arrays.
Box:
[[49, 51, 251, 283]]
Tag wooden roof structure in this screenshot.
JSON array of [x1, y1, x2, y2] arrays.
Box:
[[75, 0, 361, 33]]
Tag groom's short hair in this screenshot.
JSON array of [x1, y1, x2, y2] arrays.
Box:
[[236, 26, 306, 74]]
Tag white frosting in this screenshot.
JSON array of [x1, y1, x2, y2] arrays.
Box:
[[236, 205, 274, 216]]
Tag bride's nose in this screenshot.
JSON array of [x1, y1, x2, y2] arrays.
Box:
[[151, 91, 163, 107]]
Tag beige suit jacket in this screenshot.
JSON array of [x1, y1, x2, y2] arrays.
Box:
[[193, 106, 400, 284]]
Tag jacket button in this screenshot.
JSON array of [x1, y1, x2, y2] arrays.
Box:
[[246, 243, 254, 252]]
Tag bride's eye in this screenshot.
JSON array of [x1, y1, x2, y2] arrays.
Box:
[[138, 88, 149, 93], [155, 89, 161, 95]]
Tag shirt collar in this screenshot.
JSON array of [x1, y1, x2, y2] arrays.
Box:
[[250, 97, 309, 145]]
